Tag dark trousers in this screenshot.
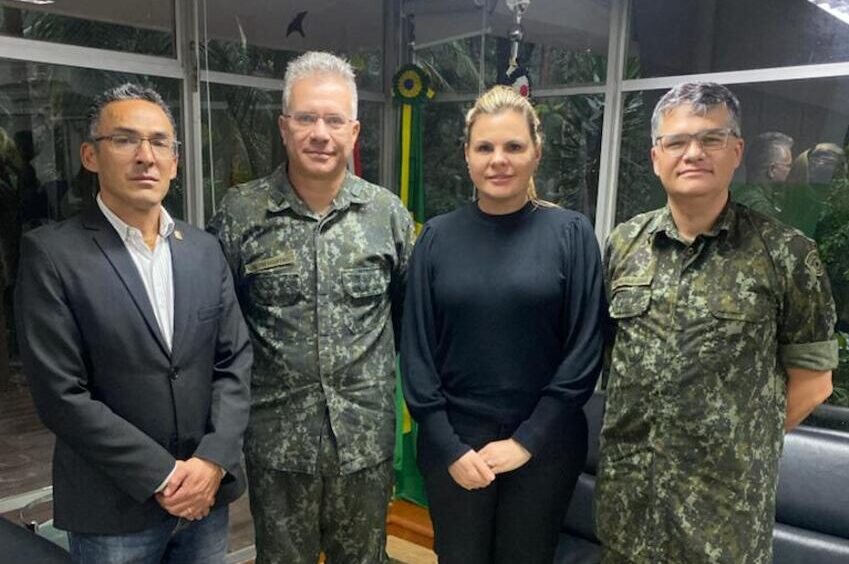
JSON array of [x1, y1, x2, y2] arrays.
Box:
[[420, 411, 587, 564]]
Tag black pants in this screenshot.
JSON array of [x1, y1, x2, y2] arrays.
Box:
[[419, 410, 588, 564]]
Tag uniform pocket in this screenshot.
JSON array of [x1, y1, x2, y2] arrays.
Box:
[[341, 266, 388, 334], [248, 270, 301, 307], [707, 292, 770, 322], [609, 285, 651, 319], [704, 291, 775, 397]]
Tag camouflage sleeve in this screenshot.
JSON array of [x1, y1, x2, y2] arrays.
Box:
[[600, 231, 617, 390], [776, 234, 839, 371], [733, 184, 774, 216], [206, 197, 244, 289], [390, 202, 416, 352]]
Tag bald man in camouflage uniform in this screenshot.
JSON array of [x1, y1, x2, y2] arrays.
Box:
[[596, 82, 838, 563], [208, 52, 415, 563]]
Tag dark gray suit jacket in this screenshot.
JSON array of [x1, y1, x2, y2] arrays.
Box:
[[15, 205, 252, 534]]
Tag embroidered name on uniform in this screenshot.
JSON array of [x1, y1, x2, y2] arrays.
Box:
[[804, 250, 825, 277], [245, 251, 296, 274]]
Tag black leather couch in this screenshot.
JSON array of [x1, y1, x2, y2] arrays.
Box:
[[0, 517, 70, 564], [555, 393, 849, 563]]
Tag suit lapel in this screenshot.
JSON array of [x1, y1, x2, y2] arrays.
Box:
[[169, 226, 192, 361], [83, 206, 171, 358]]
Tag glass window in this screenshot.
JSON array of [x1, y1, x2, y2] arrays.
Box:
[[201, 83, 284, 220], [629, 0, 849, 78], [358, 100, 383, 187], [0, 57, 182, 511], [536, 94, 605, 221], [416, 37, 489, 94], [615, 78, 849, 427], [422, 101, 472, 218], [0, 0, 174, 56], [200, 2, 382, 90], [413, 0, 609, 93], [493, 0, 609, 88], [615, 91, 666, 225]]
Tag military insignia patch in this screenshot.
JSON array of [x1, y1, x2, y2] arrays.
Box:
[[244, 250, 296, 274], [804, 250, 825, 277]]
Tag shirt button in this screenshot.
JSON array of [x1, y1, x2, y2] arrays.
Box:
[[685, 246, 695, 256]]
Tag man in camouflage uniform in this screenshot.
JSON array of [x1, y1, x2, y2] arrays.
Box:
[[208, 51, 415, 563], [596, 82, 838, 563], [733, 131, 793, 218]]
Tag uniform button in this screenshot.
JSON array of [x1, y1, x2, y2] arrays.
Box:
[[169, 368, 180, 381], [685, 246, 695, 256]]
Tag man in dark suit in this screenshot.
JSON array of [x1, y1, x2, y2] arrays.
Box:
[[15, 83, 252, 563]]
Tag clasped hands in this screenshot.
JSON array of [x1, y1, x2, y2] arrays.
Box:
[[155, 457, 223, 521], [448, 439, 531, 490]]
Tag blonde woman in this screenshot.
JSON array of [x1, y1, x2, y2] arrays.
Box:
[[401, 85, 605, 563]]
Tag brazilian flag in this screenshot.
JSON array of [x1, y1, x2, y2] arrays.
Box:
[[393, 63, 432, 507]]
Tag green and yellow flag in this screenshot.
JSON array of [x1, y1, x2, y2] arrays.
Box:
[[393, 63, 432, 507]]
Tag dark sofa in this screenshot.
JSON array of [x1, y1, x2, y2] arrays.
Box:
[[555, 393, 849, 563], [0, 517, 70, 564]]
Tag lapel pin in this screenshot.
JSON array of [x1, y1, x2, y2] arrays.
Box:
[[174, 230, 183, 241]]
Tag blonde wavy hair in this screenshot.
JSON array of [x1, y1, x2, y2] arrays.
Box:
[[464, 85, 551, 206]]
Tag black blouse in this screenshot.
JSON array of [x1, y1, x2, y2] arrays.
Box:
[[401, 201, 605, 468]]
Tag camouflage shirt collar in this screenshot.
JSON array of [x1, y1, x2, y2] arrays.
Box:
[[649, 199, 736, 241], [267, 165, 370, 215]]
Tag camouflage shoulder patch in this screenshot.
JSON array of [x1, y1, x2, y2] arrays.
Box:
[[804, 249, 825, 277]]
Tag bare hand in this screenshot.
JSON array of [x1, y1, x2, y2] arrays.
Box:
[[155, 458, 222, 520], [448, 450, 496, 490], [478, 439, 531, 474]]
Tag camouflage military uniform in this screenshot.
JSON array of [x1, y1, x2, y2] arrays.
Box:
[[208, 165, 415, 563], [732, 183, 783, 218], [596, 202, 838, 564]]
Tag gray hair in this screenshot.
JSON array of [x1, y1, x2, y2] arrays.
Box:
[[745, 131, 793, 181], [87, 83, 176, 140], [651, 82, 741, 142], [281, 51, 358, 119]]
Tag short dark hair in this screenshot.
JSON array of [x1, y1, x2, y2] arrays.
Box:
[[87, 83, 176, 139], [745, 131, 793, 181], [651, 82, 741, 141]]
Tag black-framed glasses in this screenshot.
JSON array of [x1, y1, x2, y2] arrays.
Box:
[[93, 134, 180, 159], [282, 112, 354, 131], [654, 128, 738, 156]]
